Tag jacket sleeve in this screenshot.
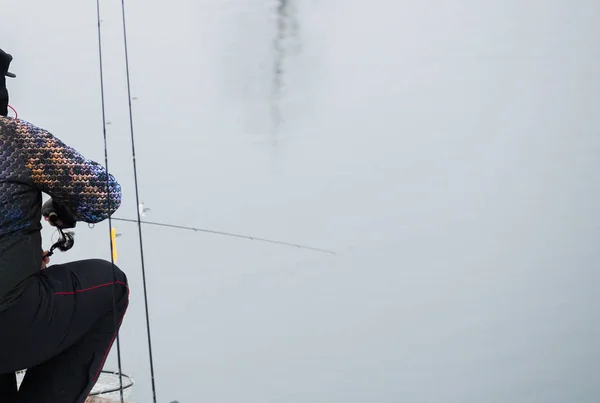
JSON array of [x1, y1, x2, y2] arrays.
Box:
[[15, 119, 122, 223]]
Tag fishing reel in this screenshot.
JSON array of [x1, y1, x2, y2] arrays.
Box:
[[42, 201, 77, 257], [45, 212, 76, 257]]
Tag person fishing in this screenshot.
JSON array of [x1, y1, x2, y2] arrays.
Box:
[[0, 48, 130, 403]]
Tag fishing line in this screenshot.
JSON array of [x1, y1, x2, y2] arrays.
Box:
[[98, 2, 331, 401], [95, 1, 125, 402], [119, 0, 158, 402], [110, 217, 337, 255]]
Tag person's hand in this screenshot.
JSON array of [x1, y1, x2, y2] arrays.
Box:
[[41, 199, 77, 229], [41, 250, 50, 270], [44, 214, 66, 228]]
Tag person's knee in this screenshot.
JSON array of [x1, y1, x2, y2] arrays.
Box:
[[86, 259, 129, 304], [113, 264, 128, 287], [88, 258, 128, 284], [100, 259, 129, 309]]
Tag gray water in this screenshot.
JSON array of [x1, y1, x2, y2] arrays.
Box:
[[4, 0, 600, 402]]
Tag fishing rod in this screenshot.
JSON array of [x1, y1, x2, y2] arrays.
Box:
[[117, 0, 159, 402], [86, 0, 160, 402], [107, 217, 337, 255], [95, 0, 127, 401]]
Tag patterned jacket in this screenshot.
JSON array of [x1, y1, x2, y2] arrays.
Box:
[[0, 116, 121, 308]]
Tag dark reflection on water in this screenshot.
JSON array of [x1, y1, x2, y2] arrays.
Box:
[[270, 0, 299, 136]]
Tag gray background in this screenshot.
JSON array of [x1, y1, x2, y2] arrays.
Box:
[[4, 0, 600, 402]]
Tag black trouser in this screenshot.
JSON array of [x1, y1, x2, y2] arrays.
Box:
[[0, 259, 129, 403]]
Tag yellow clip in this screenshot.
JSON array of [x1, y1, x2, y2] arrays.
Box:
[[111, 227, 118, 262]]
